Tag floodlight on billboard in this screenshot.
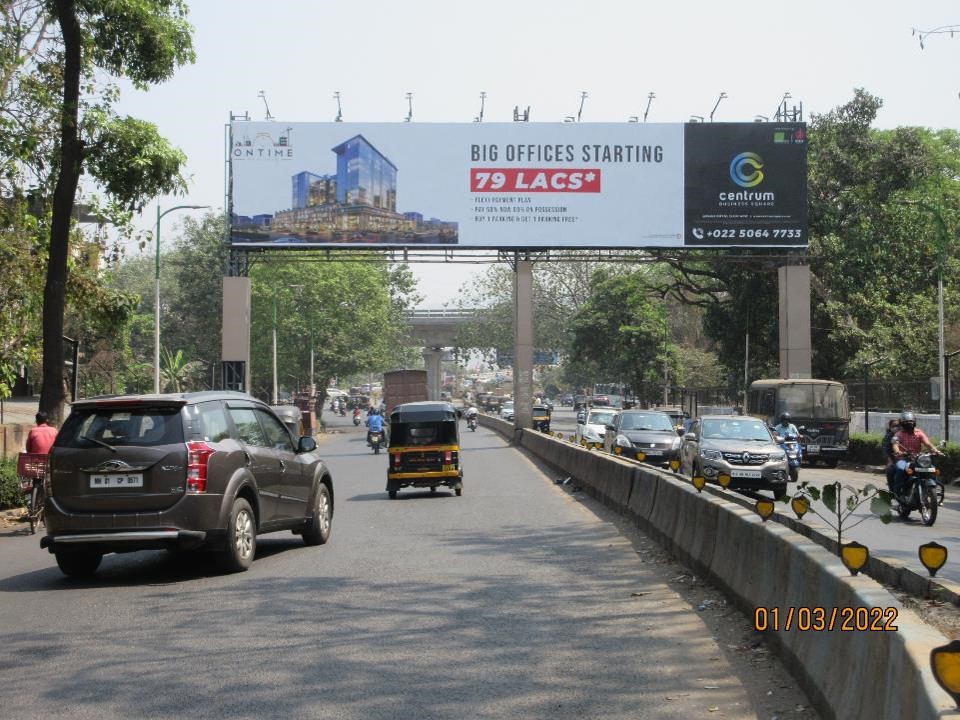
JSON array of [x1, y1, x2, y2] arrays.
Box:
[[227, 121, 806, 250]]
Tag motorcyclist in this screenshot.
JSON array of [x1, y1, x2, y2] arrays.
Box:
[[892, 411, 943, 495], [464, 405, 478, 420], [366, 408, 385, 446], [772, 412, 799, 441]]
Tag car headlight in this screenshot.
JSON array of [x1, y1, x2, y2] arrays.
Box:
[[583, 428, 600, 441], [700, 448, 722, 460], [616, 434, 632, 447], [769, 450, 786, 461]]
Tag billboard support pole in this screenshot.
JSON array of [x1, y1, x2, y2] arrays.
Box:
[[513, 253, 534, 442], [777, 262, 812, 379]]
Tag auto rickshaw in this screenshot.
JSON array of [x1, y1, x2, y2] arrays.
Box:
[[532, 404, 552, 433], [386, 401, 463, 499]]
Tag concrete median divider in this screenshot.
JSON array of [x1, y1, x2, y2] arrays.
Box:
[[512, 428, 954, 719]]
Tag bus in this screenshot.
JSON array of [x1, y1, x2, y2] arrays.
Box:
[[746, 379, 850, 467]]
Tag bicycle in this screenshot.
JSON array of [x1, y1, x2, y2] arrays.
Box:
[[17, 452, 48, 535]]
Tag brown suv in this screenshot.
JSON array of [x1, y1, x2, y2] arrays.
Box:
[[41, 391, 333, 578]]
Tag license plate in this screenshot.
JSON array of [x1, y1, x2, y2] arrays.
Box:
[[442, 464, 454, 471], [807, 444, 820, 454], [90, 474, 143, 488], [644, 449, 663, 456], [730, 469, 762, 479]]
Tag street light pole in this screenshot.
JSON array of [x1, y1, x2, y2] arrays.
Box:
[[154, 203, 209, 393], [272, 287, 278, 405], [309, 325, 315, 399]]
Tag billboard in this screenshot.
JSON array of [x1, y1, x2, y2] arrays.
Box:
[[229, 122, 806, 249]]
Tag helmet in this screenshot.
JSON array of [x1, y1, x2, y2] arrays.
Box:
[[899, 411, 916, 430], [779, 412, 791, 423]]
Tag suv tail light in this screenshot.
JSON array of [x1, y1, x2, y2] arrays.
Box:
[[186, 441, 215, 493]]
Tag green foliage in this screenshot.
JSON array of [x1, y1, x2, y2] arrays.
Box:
[[569, 269, 676, 400], [85, 115, 188, 212], [0, 458, 24, 510], [0, 201, 45, 397], [455, 254, 628, 368], [806, 89, 960, 379], [160, 346, 202, 392], [787, 479, 893, 549], [248, 260, 420, 401]]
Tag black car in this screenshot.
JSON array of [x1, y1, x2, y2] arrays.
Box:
[[42, 392, 334, 578], [602, 410, 681, 467]]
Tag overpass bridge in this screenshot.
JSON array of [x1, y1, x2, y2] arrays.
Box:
[[403, 308, 478, 399]]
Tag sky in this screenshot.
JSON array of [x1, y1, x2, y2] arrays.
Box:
[[113, 0, 960, 306]]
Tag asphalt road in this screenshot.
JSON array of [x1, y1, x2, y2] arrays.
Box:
[[0, 412, 814, 719], [789, 464, 960, 583]]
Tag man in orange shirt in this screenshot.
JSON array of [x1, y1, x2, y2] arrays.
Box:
[[25, 412, 58, 455], [892, 411, 943, 495]]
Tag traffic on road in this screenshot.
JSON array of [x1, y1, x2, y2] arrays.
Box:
[[0, 411, 817, 719]]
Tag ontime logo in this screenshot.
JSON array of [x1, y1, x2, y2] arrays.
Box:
[[729, 152, 764, 188]]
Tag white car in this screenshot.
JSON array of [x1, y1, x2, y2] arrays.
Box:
[[576, 409, 616, 446], [500, 402, 515, 421]]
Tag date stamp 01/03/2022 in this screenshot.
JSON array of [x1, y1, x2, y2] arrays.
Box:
[[754, 606, 899, 632]]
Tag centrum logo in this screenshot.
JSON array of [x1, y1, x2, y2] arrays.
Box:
[[729, 152, 764, 188]]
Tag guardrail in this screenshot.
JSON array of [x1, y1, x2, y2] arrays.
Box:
[[480, 414, 954, 719], [405, 308, 478, 319]]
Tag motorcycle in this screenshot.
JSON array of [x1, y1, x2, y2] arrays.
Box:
[[467, 415, 478, 432], [353, 409, 362, 426], [894, 452, 941, 526], [370, 430, 383, 454], [338, 404, 346, 417], [780, 433, 802, 483]]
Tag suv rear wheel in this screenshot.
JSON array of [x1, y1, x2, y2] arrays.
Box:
[[55, 549, 102, 578], [216, 498, 256, 572], [302, 484, 332, 546]]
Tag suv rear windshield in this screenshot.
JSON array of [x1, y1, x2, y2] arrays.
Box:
[[57, 406, 185, 448]]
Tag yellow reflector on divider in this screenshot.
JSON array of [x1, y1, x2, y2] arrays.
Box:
[[919, 542, 948, 577], [669, 459, 681, 472], [614, 446, 622, 455], [791, 496, 810, 519], [692, 476, 706, 492], [755, 498, 775, 521], [636, 452, 646, 462], [840, 541, 869, 576], [931, 640, 960, 707], [718, 473, 731, 488]]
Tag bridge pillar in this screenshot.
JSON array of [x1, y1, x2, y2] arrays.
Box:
[[778, 264, 812, 379], [513, 259, 534, 439], [422, 347, 443, 401]]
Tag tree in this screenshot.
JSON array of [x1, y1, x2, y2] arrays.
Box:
[[159, 346, 201, 392], [38, 0, 195, 420], [646, 89, 960, 387], [569, 270, 676, 402], [248, 260, 420, 405], [454, 253, 628, 366]]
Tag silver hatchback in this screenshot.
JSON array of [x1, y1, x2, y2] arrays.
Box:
[[680, 415, 789, 494]]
